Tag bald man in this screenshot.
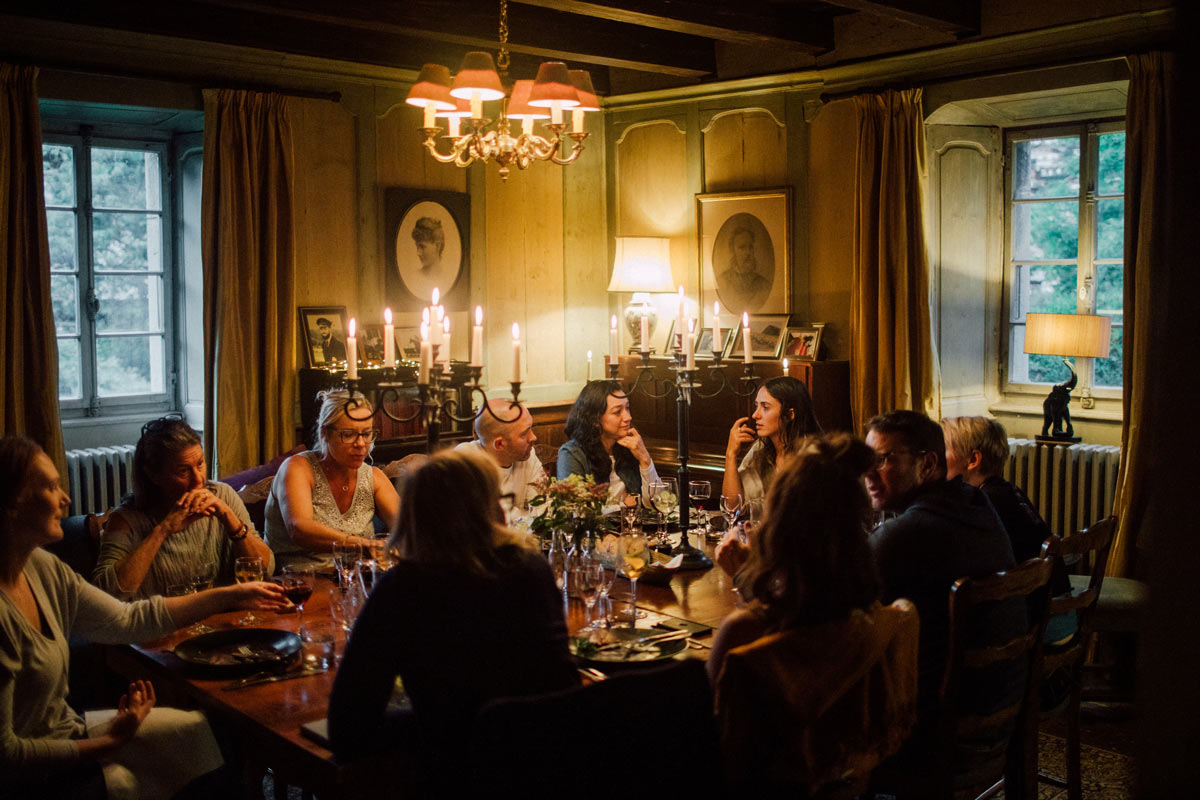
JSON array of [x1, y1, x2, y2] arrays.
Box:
[[455, 399, 544, 518]]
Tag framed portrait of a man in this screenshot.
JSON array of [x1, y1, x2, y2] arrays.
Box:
[[299, 306, 349, 368], [697, 188, 792, 317], [385, 188, 470, 310]]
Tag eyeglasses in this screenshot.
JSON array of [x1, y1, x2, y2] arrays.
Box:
[[332, 428, 379, 444], [873, 449, 927, 470]]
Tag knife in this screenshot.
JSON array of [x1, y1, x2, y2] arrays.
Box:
[[222, 667, 327, 691]]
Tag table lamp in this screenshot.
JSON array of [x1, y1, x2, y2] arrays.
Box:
[[607, 237, 673, 352], [1023, 312, 1112, 443]]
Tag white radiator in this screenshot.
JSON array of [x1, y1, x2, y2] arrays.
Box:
[[1003, 438, 1121, 539], [65, 446, 137, 516]]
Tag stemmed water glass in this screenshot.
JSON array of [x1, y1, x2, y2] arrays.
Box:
[[328, 585, 364, 664], [332, 539, 362, 590], [594, 554, 616, 629], [574, 558, 602, 631], [281, 564, 315, 637], [233, 556, 264, 626], [618, 531, 649, 631], [720, 493, 744, 534], [186, 565, 216, 634], [689, 480, 711, 540]]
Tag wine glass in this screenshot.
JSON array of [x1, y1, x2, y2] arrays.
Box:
[[186, 566, 216, 635], [689, 480, 711, 539], [327, 585, 363, 664], [720, 492, 743, 528], [281, 564, 315, 637], [618, 531, 649, 631], [594, 553, 616, 629], [332, 539, 362, 590], [233, 556, 264, 626], [369, 534, 396, 571], [574, 559, 601, 631]]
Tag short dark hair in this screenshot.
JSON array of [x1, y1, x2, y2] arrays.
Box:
[[132, 415, 202, 509], [865, 409, 947, 477]]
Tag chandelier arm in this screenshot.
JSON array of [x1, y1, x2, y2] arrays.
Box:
[[549, 136, 587, 166]]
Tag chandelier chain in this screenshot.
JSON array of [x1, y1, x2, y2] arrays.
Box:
[[497, 0, 510, 74]]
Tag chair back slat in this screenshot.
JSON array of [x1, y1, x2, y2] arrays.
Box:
[[963, 630, 1039, 669]]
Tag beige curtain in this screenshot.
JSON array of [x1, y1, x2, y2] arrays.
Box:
[[1109, 52, 1188, 576], [849, 89, 940, 433], [202, 89, 296, 477], [0, 63, 67, 477]]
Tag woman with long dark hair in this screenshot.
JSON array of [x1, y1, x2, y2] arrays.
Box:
[[708, 433, 918, 793], [0, 435, 286, 798], [328, 448, 576, 756], [556, 380, 658, 507], [721, 376, 821, 508], [94, 416, 276, 599]]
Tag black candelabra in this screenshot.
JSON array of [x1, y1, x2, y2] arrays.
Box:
[[341, 362, 524, 453], [607, 350, 761, 570]]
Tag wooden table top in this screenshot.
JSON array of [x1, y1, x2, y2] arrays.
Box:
[[107, 539, 739, 796]]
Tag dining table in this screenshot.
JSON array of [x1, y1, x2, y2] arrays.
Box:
[[102, 535, 740, 798]]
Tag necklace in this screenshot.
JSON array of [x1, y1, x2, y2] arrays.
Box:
[[321, 460, 351, 493]]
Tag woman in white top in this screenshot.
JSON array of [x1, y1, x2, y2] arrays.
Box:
[[722, 376, 822, 509], [556, 381, 658, 509], [0, 435, 287, 798], [264, 390, 400, 568]]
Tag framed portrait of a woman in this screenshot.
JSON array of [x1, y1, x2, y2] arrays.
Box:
[[384, 188, 470, 309]]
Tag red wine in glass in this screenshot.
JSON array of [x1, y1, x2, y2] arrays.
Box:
[[283, 583, 313, 606]]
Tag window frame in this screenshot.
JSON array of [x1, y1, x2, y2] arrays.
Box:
[[999, 118, 1125, 402], [43, 124, 179, 420]]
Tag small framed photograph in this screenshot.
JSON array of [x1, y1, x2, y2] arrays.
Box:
[[784, 324, 824, 362], [298, 306, 349, 368], [728, 314, 791, 359], [359, 324, 387, 364], [394, 324, 423, 361], [695, 325, 735, 359]]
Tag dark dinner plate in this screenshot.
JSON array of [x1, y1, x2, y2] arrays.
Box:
[[173, 628, 302, 677], [569, 630, 688, 669]]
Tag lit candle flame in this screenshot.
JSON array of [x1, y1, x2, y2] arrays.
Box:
[[348, 318, 356, 337], [431, 287, 440, 306], [512, 322, 520, 340], [384, 307, 392, 324], [475, 306, 483, 325]]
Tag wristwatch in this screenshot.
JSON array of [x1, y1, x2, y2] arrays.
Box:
[[229, 523, 250, 541]]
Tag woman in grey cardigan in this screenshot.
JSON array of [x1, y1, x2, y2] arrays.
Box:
[[0, 435, 287, 798]]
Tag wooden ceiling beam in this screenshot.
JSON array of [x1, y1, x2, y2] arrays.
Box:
[[191, 0, 715, 77], [511, 0, 835, 53], [817, 0, 980, 35]]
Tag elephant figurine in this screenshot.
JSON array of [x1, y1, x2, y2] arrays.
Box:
[[1041, 365, 1078, 438]]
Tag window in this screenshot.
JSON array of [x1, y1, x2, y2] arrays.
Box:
[[43, 129, 176, 417], [1004, 122, 1124, 395]]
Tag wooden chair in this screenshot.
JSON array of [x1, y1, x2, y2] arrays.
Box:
[[1038, 516, 1117, 800], [871, 556, 1055, 800]]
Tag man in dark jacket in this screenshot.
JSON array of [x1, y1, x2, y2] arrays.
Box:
[[865, 410, 1025, 778]]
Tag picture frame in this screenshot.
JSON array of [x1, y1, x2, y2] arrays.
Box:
[[384, 187, 471, 310], [298, 306, 349, 368], [358, 324, 388, 364], [784, 324, 825, 362], [697, 187, 793, 317], [663, 319, 735, 360], [728, 314, 791, 359]]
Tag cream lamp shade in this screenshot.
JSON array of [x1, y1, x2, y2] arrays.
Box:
[[1023, 313, 1112, 358], [607, 237, 673, 293]]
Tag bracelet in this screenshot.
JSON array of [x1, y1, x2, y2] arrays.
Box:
[[229, 523, 250, 541]]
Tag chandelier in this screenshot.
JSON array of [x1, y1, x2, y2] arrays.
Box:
[[404, 0, 597, 180]]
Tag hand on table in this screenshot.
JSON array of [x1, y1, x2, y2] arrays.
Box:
[[225, 581, 290, 612]]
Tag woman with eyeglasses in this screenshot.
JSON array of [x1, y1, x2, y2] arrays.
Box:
[[94, 415, 278, 600], [264, 390, 400, 569]]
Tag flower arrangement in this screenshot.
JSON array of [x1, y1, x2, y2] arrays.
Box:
[[527, 473, 611, 544]]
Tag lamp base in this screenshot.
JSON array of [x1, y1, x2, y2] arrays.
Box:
[[623, 293, 658, 352]]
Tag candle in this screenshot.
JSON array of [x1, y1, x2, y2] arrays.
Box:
[[423, 102, 436, 129], [686, 319, 696, 370], [511, 323, 521, 383], [441, 316, 451, 367], [675, 285, 685, 351], [471, 306, 484, 367], [470, 91, 482, 120], [419, 323, 432, 384], [742, 312, 752, 363], [572, 108, 585, 134], [586, 350, 593, 381], [550, 101, 563, 126], [383, 308, 394, 368], [435, 305, 445, 362], [346, 318, 358, 380], [712, 301, 721, 355], [448, 115, 462, 138], [782, 357, 790, 373], [639, 313, 649, 353], [609, 315, 619, 363]]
